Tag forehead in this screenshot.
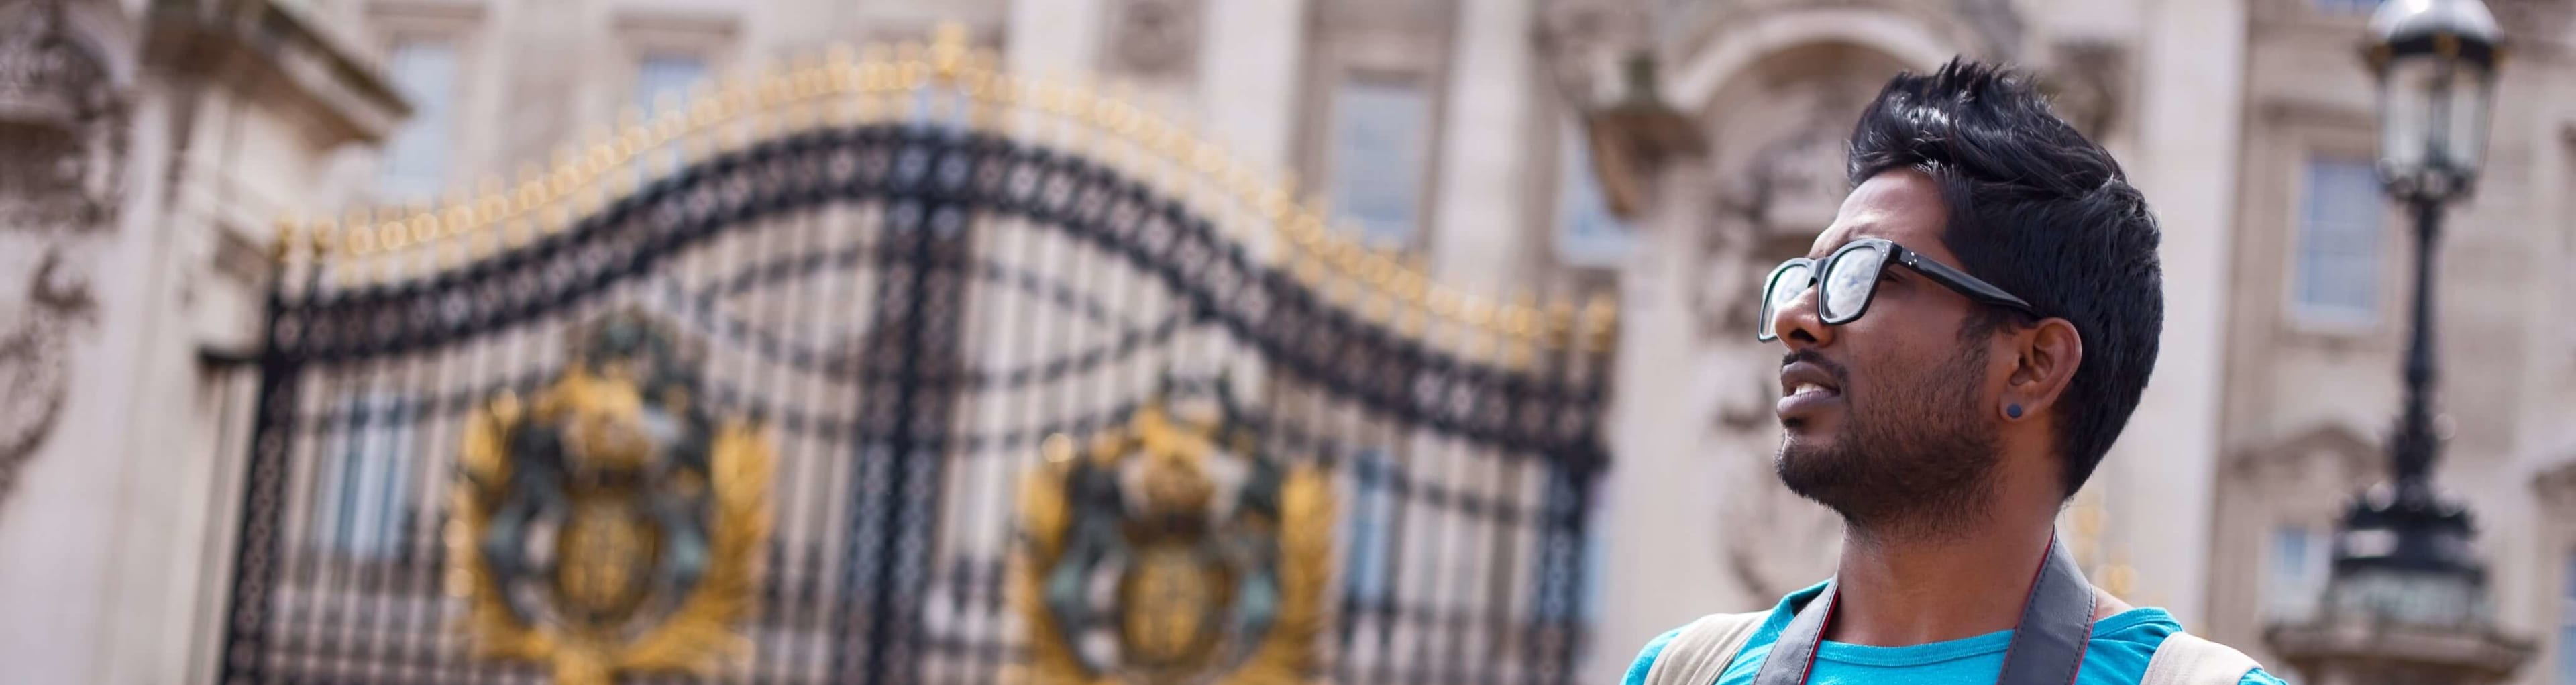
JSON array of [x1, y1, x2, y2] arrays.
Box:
[[1809, 169, 1949, 258]]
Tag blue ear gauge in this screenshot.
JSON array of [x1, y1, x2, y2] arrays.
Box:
[[2007, 403, 2023, 419]]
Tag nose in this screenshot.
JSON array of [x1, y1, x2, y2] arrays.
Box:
[[1768, 277, 1833, 350]]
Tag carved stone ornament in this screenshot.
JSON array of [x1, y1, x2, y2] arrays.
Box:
[[448, 313, 776, 685], [1016, 392, 1333, 685], [2486, 0, 2576, 38], [0, 0, 119, 231], [0, 0, 125, 517], [1536, 0, 1654, 109], [1104, 0, 1203, 81], [2039, 40, 2131, 141]]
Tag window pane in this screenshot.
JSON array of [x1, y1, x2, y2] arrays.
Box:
[[1330, 81, 1429, 245], [634, 54, 706, 174], [1342, 450, 1394, 602], [380, 40, 459, 201], [1558, 122, 1629, 264], [2559, 625, 2576, 685], [635, 54, 706, 117], [2292, 156, 2384, 321], [2266, 525, 2324, 619], [2565, 549, 2576, 602], [2561, 551, 2576, 684], [329, 393, 412, 559]]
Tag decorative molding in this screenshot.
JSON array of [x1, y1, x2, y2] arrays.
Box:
[[1101, 0, 1201, 82], [2039, 40, 2131, 141], [2222, 421, 2385, 494], [144, 0, 412, 148], [1659, 1, 1981, 111], [0, 252, 96, 513], [2257, 97, 2375, 131], [2532, 459, 2576, 518], [0, 0, 123, 517], [1536, 0, 1653, 110]]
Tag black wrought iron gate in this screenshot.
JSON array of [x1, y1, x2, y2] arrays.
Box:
[[218, 42, 1615, 685]]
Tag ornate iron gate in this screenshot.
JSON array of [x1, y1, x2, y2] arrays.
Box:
[[219, 34, 1615, 685]]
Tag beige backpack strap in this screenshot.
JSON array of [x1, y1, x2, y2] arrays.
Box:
[[1643, 612, 1768, 685], [2139, 631, 2260, 685]]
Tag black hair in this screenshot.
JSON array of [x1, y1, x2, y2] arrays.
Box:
[[1844, 58, 2163, 498]]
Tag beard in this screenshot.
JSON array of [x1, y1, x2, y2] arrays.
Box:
[[1774, 342, 2001, 544]]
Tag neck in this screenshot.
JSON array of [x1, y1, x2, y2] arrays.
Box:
[[1823, 517, 2057, 647]]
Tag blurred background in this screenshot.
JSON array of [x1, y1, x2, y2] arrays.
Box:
[[1, 0, 2571, 684]]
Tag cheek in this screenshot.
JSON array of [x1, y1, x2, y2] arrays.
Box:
[[1847, 331, 1976, 405]]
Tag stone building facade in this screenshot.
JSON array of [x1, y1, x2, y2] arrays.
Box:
[[3, 0, 2575, 684]]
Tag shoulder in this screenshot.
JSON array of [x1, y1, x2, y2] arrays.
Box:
[[1623, 625, 1689, 685], [2079, 609, 2282, 685], [1623, 611, 1777, 685], [1627, 583, 1827, 685], [2237, 668, 2292, 685], [2144, 630, 2280, 685]]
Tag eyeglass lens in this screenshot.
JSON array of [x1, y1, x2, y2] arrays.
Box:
[[1822, 244, 1885, 321], [1761, 261, 1813, 339]]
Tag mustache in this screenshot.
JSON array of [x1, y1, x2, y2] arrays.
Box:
[[1782, 350, 1849, 387]]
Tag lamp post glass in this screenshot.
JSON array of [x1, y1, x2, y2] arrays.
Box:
[[2370, 0, 2500, 201]]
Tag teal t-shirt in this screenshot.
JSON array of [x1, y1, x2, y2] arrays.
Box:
[[1621, 583, 2288, 685]]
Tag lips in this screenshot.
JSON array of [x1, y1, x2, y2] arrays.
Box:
[[1777, 360, 1843, 423]]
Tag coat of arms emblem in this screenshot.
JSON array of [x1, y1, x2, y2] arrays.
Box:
[[1015, 391, 1334, 685], [447, 312, 773, 685]]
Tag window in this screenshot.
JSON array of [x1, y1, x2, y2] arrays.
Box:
[[2291, 156, 2384, 324], [1343, 450, 1396, 604], [325, 393, 415, 559], [2314, 0, 2381, 15], [1557, 121, 1630, 264], [1329, 80, 1430, 246], [634, 54, 706, 174], [2265, 525, 2330, 619], [634, 53, 706, 119], [379, 39, 460, 201], [1536, 460, 1595, 623], [2559, 551, 2576, 684]]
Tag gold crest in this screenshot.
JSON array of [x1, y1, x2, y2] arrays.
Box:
[[1015, 394, 1334, 685], [447, 313, 773, 685]]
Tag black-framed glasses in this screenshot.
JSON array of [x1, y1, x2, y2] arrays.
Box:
[[1756, 238, 2039, 342]]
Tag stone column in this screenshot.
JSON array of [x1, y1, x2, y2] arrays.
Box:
[[1593, 162, 1746, 685], [2120, 0, 2246, 626], [1428, 0, 1535, 295], [1197, 0, 1306, 177]]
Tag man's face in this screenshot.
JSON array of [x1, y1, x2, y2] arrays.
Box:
[[1767, 170, 2005, 537]]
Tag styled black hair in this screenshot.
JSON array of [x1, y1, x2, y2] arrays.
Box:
[[1845, 58, 2163, 498]]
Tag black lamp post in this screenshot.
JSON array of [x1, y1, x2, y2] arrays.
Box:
[[2335, 0, 2499, 592], [2267, 2, 2532, 683]]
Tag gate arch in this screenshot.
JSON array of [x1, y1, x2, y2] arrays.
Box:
[[220, 28, 1615, 685]]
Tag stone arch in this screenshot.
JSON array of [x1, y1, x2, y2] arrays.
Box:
[[1665, 7, 1961, 114]]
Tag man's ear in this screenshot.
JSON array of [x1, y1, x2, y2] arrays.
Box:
[[2002, 317, 2082, 421]]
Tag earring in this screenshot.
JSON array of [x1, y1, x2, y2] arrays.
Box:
[[2006, 403, 2024, 419]]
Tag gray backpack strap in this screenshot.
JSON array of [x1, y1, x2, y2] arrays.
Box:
[[1643, 612, 1768, 685], [2138, 632, 2259, 685]]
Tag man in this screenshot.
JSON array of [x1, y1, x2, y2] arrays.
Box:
[[1621, 60, 2286, 685]]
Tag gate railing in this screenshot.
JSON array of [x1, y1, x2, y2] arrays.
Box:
[[222, 23, 1617, 685], [274, 25, 1599, 360]]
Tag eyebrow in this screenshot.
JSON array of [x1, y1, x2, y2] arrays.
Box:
[[1808, 225, 1878, 259]]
